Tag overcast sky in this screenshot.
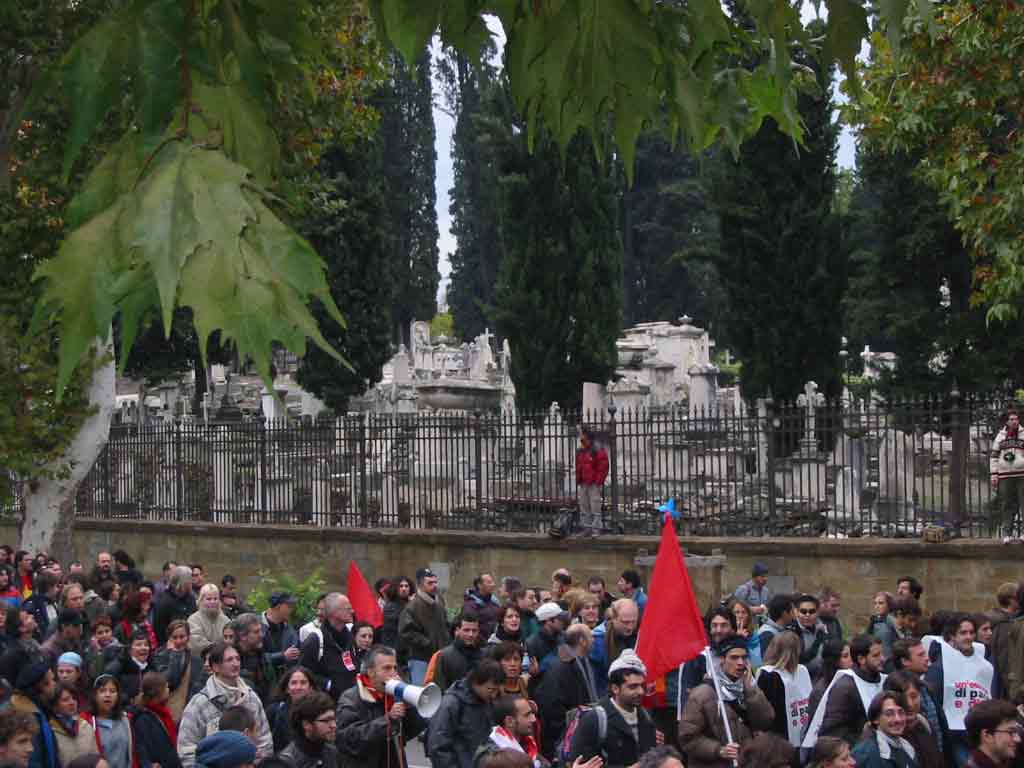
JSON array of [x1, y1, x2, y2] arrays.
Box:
[[431, 2, 858, 301]]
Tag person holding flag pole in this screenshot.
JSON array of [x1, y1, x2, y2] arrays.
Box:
[[635, 506, 773, 767]]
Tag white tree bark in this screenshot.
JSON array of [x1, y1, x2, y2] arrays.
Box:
[[20, 343, 116, 555]]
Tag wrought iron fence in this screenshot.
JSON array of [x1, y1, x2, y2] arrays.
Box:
[[63, 393, 1018, 538]]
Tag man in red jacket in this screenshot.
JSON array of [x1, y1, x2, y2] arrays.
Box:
[[576, 428, 609, 538]]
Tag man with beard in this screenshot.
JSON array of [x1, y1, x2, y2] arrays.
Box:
[[398, 568, 449, 686], [964, 699, 1021, 767], [803, 634, 887, 748], [233, 613, 278, 705], [525, 603, 570, 695], [680, 637, 774, 767], [570, 650, 660, 766], [589, 598, 640, 696], [299, 592, 355, 701], [278, 692, 338, 768], [432, 611, 482, 692], [5, 656, 59, 768]]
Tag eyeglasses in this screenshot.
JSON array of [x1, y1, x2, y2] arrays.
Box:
[[798, 608, 817, 615], [881, 709, 906, 717], [315, 715, 336, 725], [992, 728, 1023, 738]]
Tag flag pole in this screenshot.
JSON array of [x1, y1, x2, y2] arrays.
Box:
[[704, 646, 738, 768]]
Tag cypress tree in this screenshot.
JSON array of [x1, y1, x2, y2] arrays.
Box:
[[486, 83, 622, 412], [712, 34, 843, 402]]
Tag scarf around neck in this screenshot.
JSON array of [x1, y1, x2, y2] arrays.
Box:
[[876, 729, 916, 762], [211, 675, 248, 706], [146, 701, 178, 745], [713, 666, 746, 707]]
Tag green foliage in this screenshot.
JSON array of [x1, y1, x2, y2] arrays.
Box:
[[438, 48, 504, 341], [23, 0, 385, 400], [295, 144, 394, 413], [372, 50, 440, 344], [430, 313, 454, 340], [488, 82, 622, 412], [850, 4, 1024, 321], [711, 29, 844, 402], [620, 132, 725, 333], [245, 567, 328, 627], [372, 0, 930, 176], [0, 1, 114, 505], [843, 143, 1024, 396]]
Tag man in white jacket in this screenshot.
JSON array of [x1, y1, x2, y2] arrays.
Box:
[[177, 641, 272, 768], [991, 408, 1024, 540]]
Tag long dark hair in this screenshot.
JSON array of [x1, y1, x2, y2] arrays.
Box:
[[89, 674, 125, 719], [271, 666, 318, 703]]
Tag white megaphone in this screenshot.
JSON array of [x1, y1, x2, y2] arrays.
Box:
[[385, 679, 442, 718]]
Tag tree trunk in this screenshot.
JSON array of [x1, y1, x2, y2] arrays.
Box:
[[20, 343, 116, 558]]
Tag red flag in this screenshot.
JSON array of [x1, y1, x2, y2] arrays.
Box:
[[346, 560, 383, 628], [635, 515, 708, 682]]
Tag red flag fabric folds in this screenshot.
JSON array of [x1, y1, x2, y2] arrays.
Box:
[[346, 560, 383, 628], [635, 515, 708, 681]]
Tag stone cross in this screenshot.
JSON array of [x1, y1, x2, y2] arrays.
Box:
[[797, 381, 825, 452]]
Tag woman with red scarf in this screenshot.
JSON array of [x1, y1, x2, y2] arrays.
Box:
[[131, 671, 181, 768]]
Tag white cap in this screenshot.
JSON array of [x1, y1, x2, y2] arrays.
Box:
[[536, 602, 569, 622], [608, 648, 647, 677]]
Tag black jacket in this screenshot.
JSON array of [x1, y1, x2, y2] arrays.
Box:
[[569, 697, 658, 768], [335, 679, 426, 768], [268, 700, 292, 752], [153, 590, 195, 644], [21, 594, 54, 640], [379, 600, 406, 654], [299, 622, 354, 701], [819, 668, 884, 746], [279, 738, 339, 768], [427, 678, 494, 768], [104, 655, 149, 704], [132, 707, 182, 768], [533, 647, 598, 758], [432, 640, 480, 692]]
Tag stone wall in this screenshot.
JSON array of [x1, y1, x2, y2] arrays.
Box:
[[5, 521, 1019, 631]]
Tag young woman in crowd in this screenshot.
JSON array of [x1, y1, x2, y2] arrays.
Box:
[[56, 653, 89, 710], [81, 675, 136, 768], [867, 591, 896, 658], [104, 629, 152, 706], [150, 620, 201, 723], [86, 616, 121, 682], [267, 666, 317, 752], [0, 566, 22, 609], [883, 671, 943, 768], [49, 683, 97, 768], [757, 631, 813, 749], [727, 597, 763, 669]]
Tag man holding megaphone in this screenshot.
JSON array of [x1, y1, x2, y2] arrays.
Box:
[[336, 645, 428, 768]]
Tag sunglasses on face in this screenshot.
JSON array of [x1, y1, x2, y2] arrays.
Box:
[[799, 608, 817, 615]]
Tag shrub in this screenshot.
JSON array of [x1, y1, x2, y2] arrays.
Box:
[[245, 568, 327, 626]]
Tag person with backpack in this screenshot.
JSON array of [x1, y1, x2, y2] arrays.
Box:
[[567, 650, 660, 768], [176, 641, 272, 768], [533, 624, 598, 760], [427, 659, 504, 768], [679, 636, 774, 768]]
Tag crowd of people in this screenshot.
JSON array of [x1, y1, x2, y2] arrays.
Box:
[[0, 546, 1021, 768]]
